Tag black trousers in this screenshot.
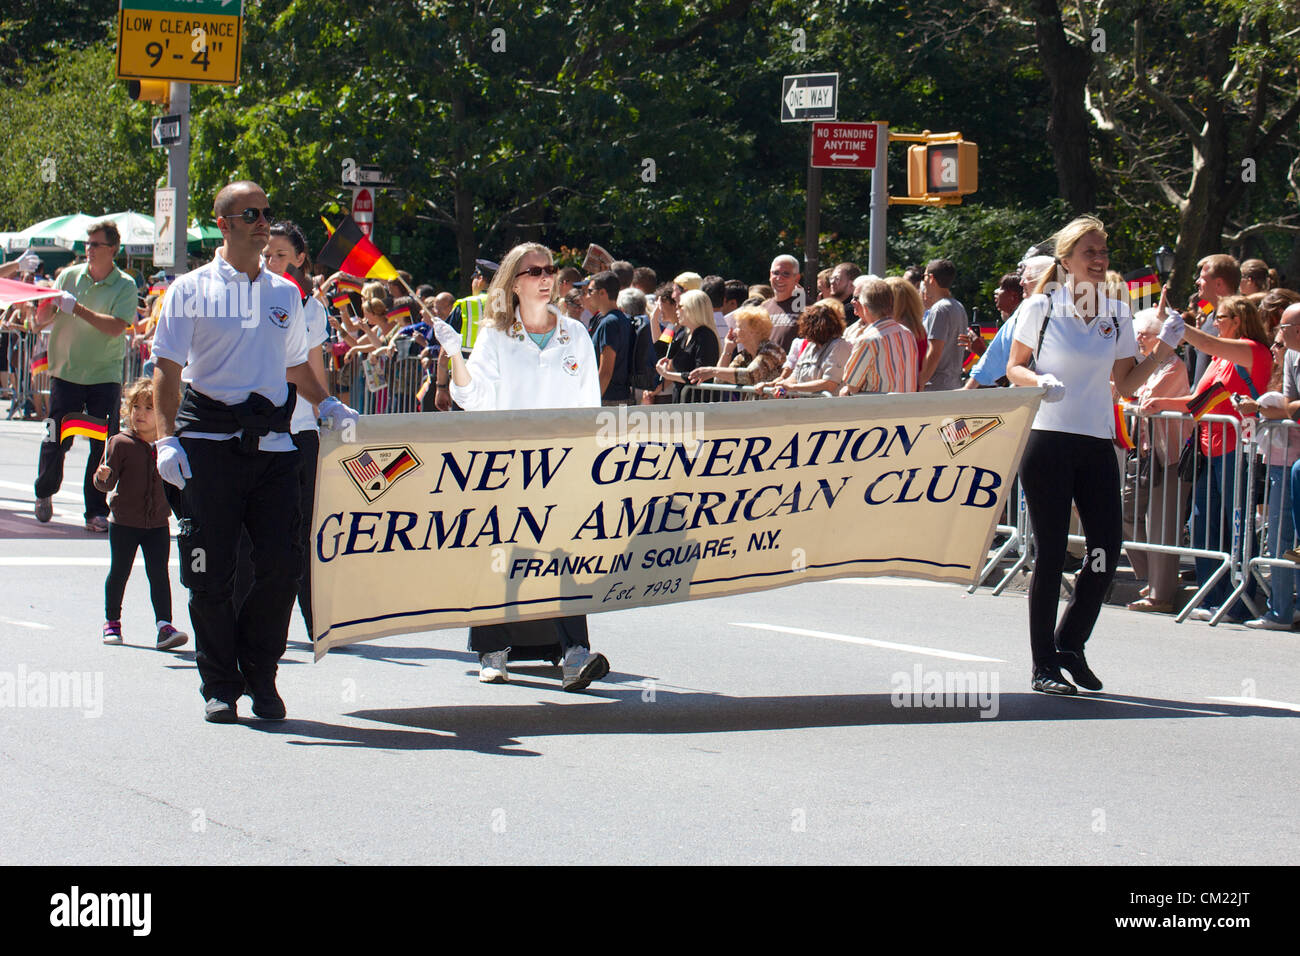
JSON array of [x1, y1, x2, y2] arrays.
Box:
[[164, 438, 302, 705], [1018, 429, 1122, 671], [469, 616, 589, 660], [233, 429, 319, 636], [105, 523, 172, 623], [35, 377, 121, 519]]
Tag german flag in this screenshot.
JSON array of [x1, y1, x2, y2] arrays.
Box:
[[979, 324, 998, 344], [1125, 268, 1160, 302], [331, 292, 352, 310], [1187, 382, 1234, 421], [60, 413, 108, 443], [381, 450, 417, 482], [320, 216, 336, 237], [335, 277, 363, 295], [30, 353, 48, 375], [1113, 403, 1135, 450], [316, 216, 399, 281], [962, 350, 979, 371], [658, 327, 674, 345], [387, 302, 412, 323]]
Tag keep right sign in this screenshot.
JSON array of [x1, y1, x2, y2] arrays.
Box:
[[810, 121, 880, 170]]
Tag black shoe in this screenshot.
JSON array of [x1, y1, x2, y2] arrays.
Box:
[[1031, 668, 1077, 696], [1057, 650, 1102, 691], [243, 681, 286, 720], [204, 698, 239, 723]]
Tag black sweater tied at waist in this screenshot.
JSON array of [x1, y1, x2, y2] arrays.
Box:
[[174, 384, 297, 455]]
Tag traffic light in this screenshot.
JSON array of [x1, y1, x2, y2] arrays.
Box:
[[906, 138, 978, 204], [127, 80, 170, 108]]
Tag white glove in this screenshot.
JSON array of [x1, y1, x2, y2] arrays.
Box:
[[1158, 314, 1185, 348], [48, 291, 77, 314], [318, 396, 359, 431], [16, 250, 40, 272], [154, 436, 191, 489], [1258, 391, 1285, 410], [1036, 373, 1066, 403], [432, 317, 462, 354]]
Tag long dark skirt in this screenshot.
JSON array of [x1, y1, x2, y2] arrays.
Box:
[[469, 615, 589, 662]]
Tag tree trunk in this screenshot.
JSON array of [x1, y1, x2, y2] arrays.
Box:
[[451, 90, 477, 294], [1032, 0, 1098, 213]]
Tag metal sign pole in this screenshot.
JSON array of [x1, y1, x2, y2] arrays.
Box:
[[804, 125, 822, 297], [868, 121, 889, 277], [168, 81, 190, 272]]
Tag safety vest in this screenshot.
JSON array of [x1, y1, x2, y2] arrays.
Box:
[[453, 293, 487, 351]]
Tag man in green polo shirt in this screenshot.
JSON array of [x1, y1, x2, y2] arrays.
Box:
[[33, 221, 137, 531]]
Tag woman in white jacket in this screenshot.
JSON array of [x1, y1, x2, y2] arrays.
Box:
[[433, 243, 609, 691]]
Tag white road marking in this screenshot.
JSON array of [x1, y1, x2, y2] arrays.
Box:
[[824, 577, 958, 589], [1208, 696, 1300, 713], [1071, 696, 1229, 716], [731, 622, 1006, 662], [1, 619, 52, 630], [0, 557, 179, 567], [0, 479, 80, 503]]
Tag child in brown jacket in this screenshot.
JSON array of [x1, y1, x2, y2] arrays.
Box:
[[93, 377, 187, 649]]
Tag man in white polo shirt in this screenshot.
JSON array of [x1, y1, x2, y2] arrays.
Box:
[[151, 180, 357, 724]]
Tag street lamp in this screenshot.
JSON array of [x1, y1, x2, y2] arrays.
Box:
[[1154, 245, 1175, 279]]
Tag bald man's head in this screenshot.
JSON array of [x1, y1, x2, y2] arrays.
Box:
[[213, 180, 266, 218]]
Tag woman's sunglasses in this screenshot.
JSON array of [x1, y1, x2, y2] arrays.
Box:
[[518, 265, 558, 277]]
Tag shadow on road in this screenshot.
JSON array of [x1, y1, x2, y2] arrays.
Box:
[[238, 689, 1294, 757]]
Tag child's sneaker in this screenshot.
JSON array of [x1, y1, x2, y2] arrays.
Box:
[[102, 621, 123, 645], [156, 624, 188, 651]]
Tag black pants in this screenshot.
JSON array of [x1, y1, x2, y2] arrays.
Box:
[[469, 616, 589, 660], [35, 377, 121, 519], [105, 523, 172, 623], [1018, 430, 1122, 671], [164, 438, 302, 705], [233, 429, 319, 636]]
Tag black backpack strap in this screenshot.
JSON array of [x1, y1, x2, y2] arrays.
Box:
[[1034, 294, 1053, 364]]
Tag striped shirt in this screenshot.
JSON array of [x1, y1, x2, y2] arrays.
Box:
[[842, 318, 918, 393]]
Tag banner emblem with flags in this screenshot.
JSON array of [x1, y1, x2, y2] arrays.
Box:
[[341, 446, 423, 503], [938, 416, 1002, 457]]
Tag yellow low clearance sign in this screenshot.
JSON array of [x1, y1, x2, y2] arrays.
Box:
[[116, 0, 243, 85]]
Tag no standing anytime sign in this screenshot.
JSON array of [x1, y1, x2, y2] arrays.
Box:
[[810, 122, 880, 170]]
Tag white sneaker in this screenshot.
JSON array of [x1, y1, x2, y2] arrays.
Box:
[[479, 649, 510, 683], [561, 646, 610, 692], [1187, 608, 1214, 622], [1244, 617, 1293, 631]]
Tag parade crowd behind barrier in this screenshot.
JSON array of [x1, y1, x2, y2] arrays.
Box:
[[5, 246, 1299, 635]]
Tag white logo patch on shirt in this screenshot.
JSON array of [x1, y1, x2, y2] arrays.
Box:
[[268, 306, 290, 329], [562, 355, 579, 375], [1097, 319, 1115, 339]]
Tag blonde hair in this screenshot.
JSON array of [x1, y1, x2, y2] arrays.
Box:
[[885, 275, 925, 342], [1033, 214, 1107, 296], [677, 289, 713, 331], [484, 242, 553, 331], [731, 306, 773, 341], [1216, 294, 1268, 347], [120, 377, 155, 432]]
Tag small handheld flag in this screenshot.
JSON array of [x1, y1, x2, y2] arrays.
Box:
[[331, 292, 352, 310], [387, 302, 413, 323], [1187, 382, 1234, 421], [1113, 403, 1135, 450], [30, 353, 49, 375], [316, 216, 399, 281], [1124, 269, 1160, 302], [60, 413, 108, 443], [335, 277, 363, 295]]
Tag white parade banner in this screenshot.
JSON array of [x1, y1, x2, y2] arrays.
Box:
[[310, 389, 1042, 656]]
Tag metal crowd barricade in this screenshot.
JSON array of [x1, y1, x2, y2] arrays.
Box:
[[1108, 406, 1248, 624], [678, 382, 761, 403], [968, 407, 1259, 626], [4, 326, 45, 420], [1224, 417, 1300, 623]]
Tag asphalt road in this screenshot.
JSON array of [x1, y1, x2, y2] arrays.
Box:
[[1, 420, 1297, 865]]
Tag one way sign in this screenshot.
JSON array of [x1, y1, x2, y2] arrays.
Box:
[[151, 114, 182, 149], [781, 73, 838, 122]]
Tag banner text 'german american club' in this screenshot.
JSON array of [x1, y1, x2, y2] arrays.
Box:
[[311, 389, 1042, 655]]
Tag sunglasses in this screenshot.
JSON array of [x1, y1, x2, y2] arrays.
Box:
[[518, 265, 557, 277], [85, 241, 116, 249], [226, 207, 273, 224]]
